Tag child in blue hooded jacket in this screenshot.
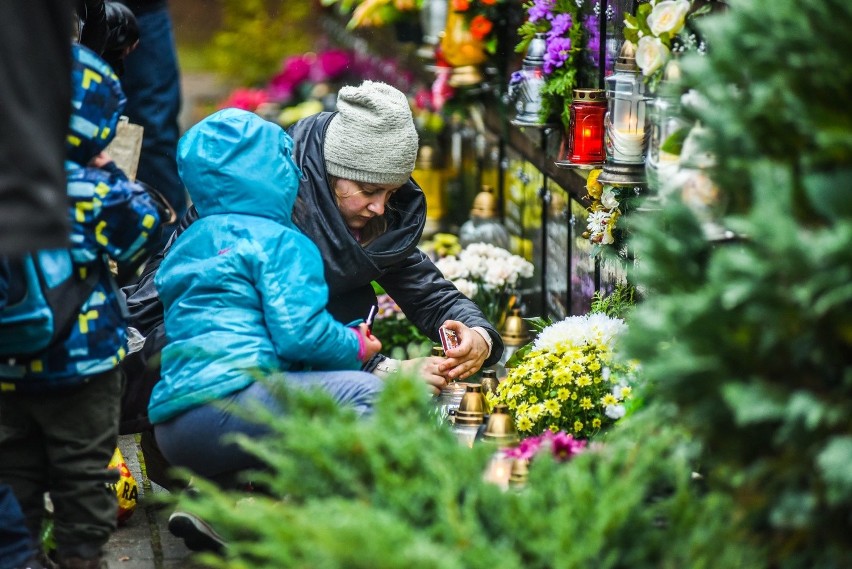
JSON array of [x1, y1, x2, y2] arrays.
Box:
[[148, 109, 382, 493], [0, 44, 162, 569]]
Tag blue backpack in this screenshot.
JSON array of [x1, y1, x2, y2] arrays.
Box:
[[0, 250, 99, 359]]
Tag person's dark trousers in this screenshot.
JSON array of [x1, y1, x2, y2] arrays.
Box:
[[120, 4, 187, 248], [0, 484, 35, 569], [0, 368, 124, 561]]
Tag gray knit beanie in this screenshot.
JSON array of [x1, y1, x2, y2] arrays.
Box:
[[324, 81, 419, 186]]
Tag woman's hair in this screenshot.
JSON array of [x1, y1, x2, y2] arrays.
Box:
[[329, 176, 391, 245]]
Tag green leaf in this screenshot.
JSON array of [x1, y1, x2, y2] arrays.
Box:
[[817, 436, 852, 505], [659, 126, 691, 155], [721, 382, 786, 425], [524, 316, 552, 333]]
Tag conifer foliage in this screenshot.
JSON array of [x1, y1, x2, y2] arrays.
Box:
[[622, 0, 852, 565]]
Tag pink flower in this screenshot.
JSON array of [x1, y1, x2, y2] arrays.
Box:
[[220, 87, 270, 111], [312, 49, 353, 82], [504, 430, 586, 463], [267, 56, 312, 103]]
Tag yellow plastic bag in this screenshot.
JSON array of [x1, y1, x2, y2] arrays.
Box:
[[107, 447, 138, 524]]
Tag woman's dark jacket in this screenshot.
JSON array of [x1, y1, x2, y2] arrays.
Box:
[[119, 112, 503, 432]]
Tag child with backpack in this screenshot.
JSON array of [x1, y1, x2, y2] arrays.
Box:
[[0, 44, 163, 569]]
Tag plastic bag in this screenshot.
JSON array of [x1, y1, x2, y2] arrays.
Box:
[[108, 446, 138, 524]]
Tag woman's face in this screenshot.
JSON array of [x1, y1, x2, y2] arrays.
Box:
[[333, 178, 400, 230]]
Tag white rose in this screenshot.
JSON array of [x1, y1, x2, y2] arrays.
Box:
[[601, 188, 620, 210], [635, 35, 670, 77], [646, 0, 690, 37]]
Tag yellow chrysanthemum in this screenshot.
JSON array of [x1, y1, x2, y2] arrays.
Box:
[[507, 384, 524, 398], [601, 393, 618, 406], [575, 375, 592, 388], [544, 399, 560, 414], [552, 367, 572, 386], [587, 168, 603, 198], [517, 416, 533, 432], [528, 395, 539, 404], [529, 403, 545, 420], [592, 418, 602, 428], [557, 388, 571, 401], [574, 420, 584, 432], [619, 386, 633, 399], [580, 397, 593, 410]]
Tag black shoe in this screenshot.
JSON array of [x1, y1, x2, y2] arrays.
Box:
[[167, 510, 227, 554]]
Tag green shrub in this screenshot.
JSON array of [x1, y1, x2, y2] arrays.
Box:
[[170, 376, 763, 568], [620, 0, 852, 565]]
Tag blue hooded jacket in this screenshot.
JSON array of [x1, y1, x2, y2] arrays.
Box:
[[148, 109, 362, 424]]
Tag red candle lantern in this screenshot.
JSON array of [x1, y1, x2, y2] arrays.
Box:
[[564, 88, 607, 165]]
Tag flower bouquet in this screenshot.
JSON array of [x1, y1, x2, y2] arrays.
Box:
[[369, 287, 432, 358], [515, 0, 592, 127], [624, 0, 710, 91], [449, 0, 506, 54], [322, 0, 421, 29], [434, 242, 534, 328], [488, 312, 637, 438]]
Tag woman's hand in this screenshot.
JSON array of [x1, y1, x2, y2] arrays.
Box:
[[438, 320, 489, 381], [400, 356, 449, 396], [357, 323, 382, 361]]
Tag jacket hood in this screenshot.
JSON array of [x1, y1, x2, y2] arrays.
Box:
[[66, 44, 126, 166], [178, 108, 301, 225], [288, 113, 426, 287]]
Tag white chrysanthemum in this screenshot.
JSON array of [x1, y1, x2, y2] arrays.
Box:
[[533, 313, 626, 352], [434, 255, 468, 281], [587, 209, 611, 234], [452, 278, 479, 299], [605, 404, 626, 420]]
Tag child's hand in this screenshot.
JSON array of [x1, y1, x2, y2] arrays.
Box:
[[356, 322, 382, 362], [89, 151, 113, 169]]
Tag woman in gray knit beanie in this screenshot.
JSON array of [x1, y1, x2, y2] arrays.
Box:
[[322, 80, 420, 245]]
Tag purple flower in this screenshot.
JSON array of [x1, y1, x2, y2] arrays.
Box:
[[543, 36, 572, 74], [584, 13, 600, 66], [528, 0, 555, 23], [549, 13, 573, 38]]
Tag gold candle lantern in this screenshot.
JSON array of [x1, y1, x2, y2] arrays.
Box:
[[484, 404, 519, 448], [455, 383, 486, 426], [499, 308, 530, 370], [501, 308, 530, 347], [509, 458, 530, 487], [480, 369, 499, 401], [412, 145, 445, 236], [458, 185, 510, 249], [453, 383, 485, 447]]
